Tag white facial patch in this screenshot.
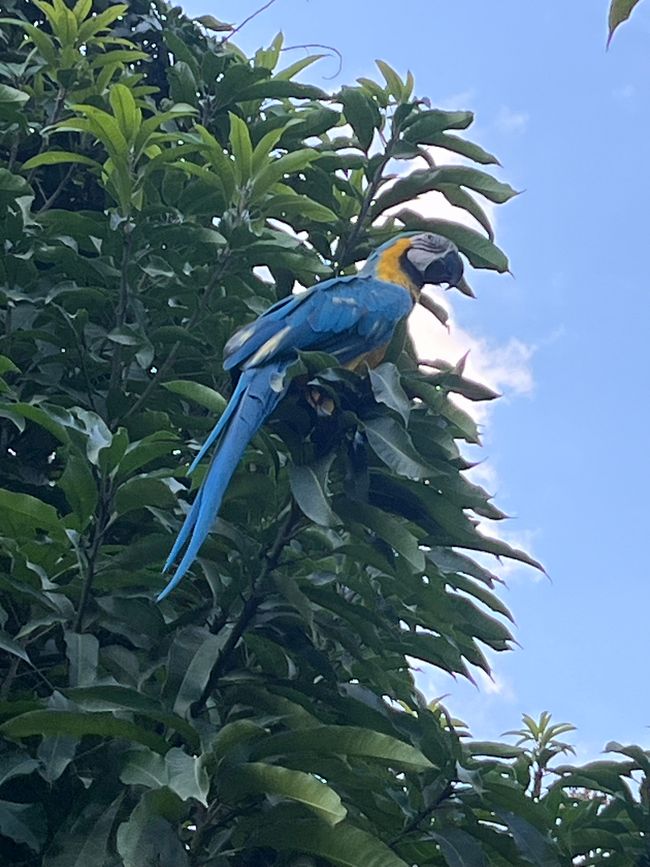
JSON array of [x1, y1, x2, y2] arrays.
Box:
[[406, 246, 440, 273]]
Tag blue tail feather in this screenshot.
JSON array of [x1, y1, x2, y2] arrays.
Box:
[[187, 376, 247, 476], [157, 364, 287, 601]]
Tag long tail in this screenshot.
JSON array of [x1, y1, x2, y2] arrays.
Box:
[[157, 364, 288, 601]]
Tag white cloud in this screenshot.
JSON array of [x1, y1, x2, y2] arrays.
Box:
[[613, 83, 636, 106], [495, 106, 529, 135]]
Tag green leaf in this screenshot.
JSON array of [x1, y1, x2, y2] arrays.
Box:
[[121, 748, 209, 805], [239, 80, 328, 101], [120, 749, 167, 789], [115, 431, 177, 480], [162, 379, 227, 414], [0, 800, 47, 852], [0, 711, 170, 753], [0, 83, 29, 109], [0, 489, 65, 542], [340, 86, 379, 151], [195, 14, 233, 31], [252, 148, 318, 197], [42, 795, 123, 867], [375, 59, 405, 99], [76, 3, 127, 41], [371, 166, 516, 218], [495, 810, 560, 867], [109, 83, 141, 143], [250, 725, 432, 770], [22, 151, 102, 171], [229, 112, 253, 184], [402, 109, 474, 143], [275, 54, 326, 80], [419, 291, 450, 327], [57, 451, 97, 530], [608, 0, 641, 44], [63, 686, 199, 749], [164, 627, 229, 716], [244, 817, 410, 867], [73, 408, 112, 466], [223, 762, 346, 824], [0, 754, 39, 787], [64, 631, 98, 687], [338, 500, 425, 571], [435, 166, 517, 203], [114, 477, 176, 516], [289, 453, 338, 527], [438, 184, 495, 240], [368, 363, 410, 425], [364, 416, 431, 480], [427, 132, 500, 166], [37, 733, 78, 784], [263, 193, 338, 223], [116, 789, 187, 867], [0, 631, 30, 664], [0, 168, 32, 203], [192, 124, 236, 201], [68, 104, 128, 162], [432, 828, 489, 867], [164, 748, 209, 804]]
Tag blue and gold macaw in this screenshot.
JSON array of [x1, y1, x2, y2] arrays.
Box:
[[158, 232, 464, 600]]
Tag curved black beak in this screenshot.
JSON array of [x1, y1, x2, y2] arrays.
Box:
[[423, 249, 464, 289]]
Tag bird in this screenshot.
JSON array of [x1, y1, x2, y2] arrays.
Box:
[[157, 232, 464, 600]]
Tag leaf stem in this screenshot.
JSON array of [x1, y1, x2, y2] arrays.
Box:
[[120, 252, 231, 424], [191, 503, 300, 716], [334, 117, 402, 272], [73, 476, 112, 633]]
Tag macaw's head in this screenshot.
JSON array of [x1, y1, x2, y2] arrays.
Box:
[[364, 232, 465, 298]]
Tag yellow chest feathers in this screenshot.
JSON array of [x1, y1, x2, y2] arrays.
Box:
[[375, 238, 419, 297]]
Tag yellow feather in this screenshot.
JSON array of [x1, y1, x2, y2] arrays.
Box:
[[375, 238, 419, 297]]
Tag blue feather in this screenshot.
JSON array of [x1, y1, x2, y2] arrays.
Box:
[[157, 364, 289, 601]]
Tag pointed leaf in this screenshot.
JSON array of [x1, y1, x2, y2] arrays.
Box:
[[250, 725, 432, 770], [289, 453, 338, 527], [0, 800, 46, 852], [223, 762, 346, 825]]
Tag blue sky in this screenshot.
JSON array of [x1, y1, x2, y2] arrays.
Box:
[[180, 0, 650, 760]]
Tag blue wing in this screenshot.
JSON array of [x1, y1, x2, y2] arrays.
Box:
[[223, 274, 413, 372]]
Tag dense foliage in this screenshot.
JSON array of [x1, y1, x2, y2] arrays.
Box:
[[0, 1, 649, 864]]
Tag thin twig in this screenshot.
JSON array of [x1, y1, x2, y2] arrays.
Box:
[[0, 657, 20, 701], [191, 503, 299, 716], [108, 228, 134, 402], [37, 164, 75, 214], [7, 136, 19, 173], [334, 122, 402, 273], [120, 253, 231, 423], [391, 781, 454, 845], [280, 43, 343, 79], [52, 303, 98, 412], [73, 476, 112, 633], [222, 0, 278, 43]]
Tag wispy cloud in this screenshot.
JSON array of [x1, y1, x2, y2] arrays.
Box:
[[495, 106, 529, 135]]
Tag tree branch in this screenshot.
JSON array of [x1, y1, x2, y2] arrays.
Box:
[[73, 476, 112, 633], [334, 120, 402, 273], [191, 503, 300, 716], [120, 253, 231, 424], [36, 164, 75, 215], [221, 0, 278, 43]]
